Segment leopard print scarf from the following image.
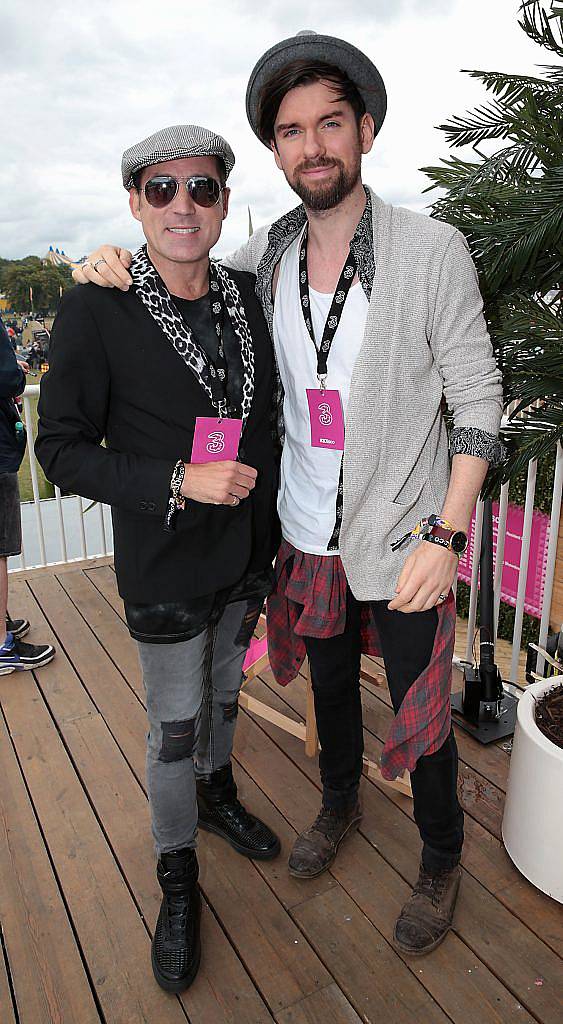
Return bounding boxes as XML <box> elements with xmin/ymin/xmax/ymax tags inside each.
<box><xmin>130</xmin><ymin>245</ymin><xmax>255</xmax><ymax>423</ymax></box>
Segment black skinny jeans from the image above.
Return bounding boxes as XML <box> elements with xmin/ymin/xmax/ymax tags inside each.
<box><xmin>303</xmin><ymin>588</ymin><xmax>464</xmax><ymax>872</ymax></box>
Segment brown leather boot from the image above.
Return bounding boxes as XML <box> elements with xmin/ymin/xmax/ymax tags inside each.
<box><xmin>393</xmin><ymin>861</ymin><xmax>462</xmax><ymax>955</ymax></box>
<box><xmin>288</xmin><ymin>801</ymin><xmax>362</xmax><ymax>878</ymax></box>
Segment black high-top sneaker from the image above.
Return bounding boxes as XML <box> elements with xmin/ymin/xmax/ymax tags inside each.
<box><xmin>197</xmin><ymin>763</ymin><xmax>280</xmax><ymax>860</ymax></box>
<box><xmin>5</xmin><ymin>615</ymin><xmax>30</xmax><ymax>640</ymax></box>
<box><xmin>152</xmin><ymin>847</ymin><xmax>201</xmax><ymax>992</ymax></box>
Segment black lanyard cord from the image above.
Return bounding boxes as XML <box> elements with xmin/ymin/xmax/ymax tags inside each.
<box><xmin>298</xmin><ymin>226</ymin><xmax>357</xmax><ymax>388</ymax></box>
<box><xmin>201</xmin><ymin>261</ymin><xmax>232</xmax><ymax>418</ymax></box>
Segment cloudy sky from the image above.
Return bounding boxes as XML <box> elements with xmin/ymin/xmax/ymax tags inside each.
<box><xmin>1</xmin><ymin>0</ymin><xmax>544</xmax><ymax>261</ymax></box>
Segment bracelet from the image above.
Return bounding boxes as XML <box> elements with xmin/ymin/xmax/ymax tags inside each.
<box><xmin>165</xmin><ymin>460</ymin><xmax>186</xmax><ymax>532</ymax></box>
<box><xmin>390</xmin><ymin>513</ymin><xmax>455</xmax><ymax>553</ymax></box>
<box><xmin>170</xmin><ymin>460</ymin><xmax>186</xmax><ymax>505</ymax></box>
<box><xmin>421</xmin><ymin>532</ymin><xmax>452</xmax><ymax>552</ymax></box>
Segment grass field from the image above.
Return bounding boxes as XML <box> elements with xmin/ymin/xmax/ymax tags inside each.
<box><xmin>19</xmin><ymin>371</ymin><xmax>54</xmax><ymax>502</ymax></box>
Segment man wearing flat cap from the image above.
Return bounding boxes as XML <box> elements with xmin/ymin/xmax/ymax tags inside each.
<box><xmin>36</xmin><ymin>124</ymin><xmax>281</xmax><ymax>992</ymax></box>
<box><xmin>74</xmin><ymin>31</ymin><xmax>504</xmax><ymax>957</ymax></box>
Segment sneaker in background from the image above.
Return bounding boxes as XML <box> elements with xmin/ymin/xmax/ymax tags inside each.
<box><xmin>6</xmin><ymin>615</ymin><xmax>30</xmax><ymax>640</ymax></box>
<box><xmin>0</xmin><ymin>632</ymin><xmax>55</xmax><ymax>675</ymax></box>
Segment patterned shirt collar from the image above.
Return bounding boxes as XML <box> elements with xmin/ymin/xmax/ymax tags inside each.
<box><xmin>350</xmin><ymin>187</ymin><xmax>374</xmax><ymax>301</ymax></box>
<box><xmin>267</xmin><ymin>185</ymin><xmax>374</xmax><ymax>289</ymax></box>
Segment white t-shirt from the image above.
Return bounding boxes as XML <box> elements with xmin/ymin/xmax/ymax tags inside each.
<box><xmin>272</xmin><ymin>230</ymin><xmax>369</xmax><ymax>555</ymax></box>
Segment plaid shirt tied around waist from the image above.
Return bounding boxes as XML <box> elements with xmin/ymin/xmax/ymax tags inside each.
<box><xmin>266</xmin><ymin>539</ymin><xmax>456</xmax><ymax>781</ymax></box>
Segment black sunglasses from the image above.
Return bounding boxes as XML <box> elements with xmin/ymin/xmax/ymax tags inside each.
<box><xmin>142</xmin><ymin>175</ymin><xmax>223</xmax><ymax>209</ymax></box>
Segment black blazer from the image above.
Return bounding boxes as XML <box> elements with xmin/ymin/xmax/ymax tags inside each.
<box><xmin>36</xmin><ymin>269</ymin><xmax>279</xmax><ymax>603</ymax></box>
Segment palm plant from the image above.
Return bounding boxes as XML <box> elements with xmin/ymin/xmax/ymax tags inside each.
<box><xmin>422</xmin><ymin>0</ymin><xmax>563</xmax><ymax>484</ymax></box>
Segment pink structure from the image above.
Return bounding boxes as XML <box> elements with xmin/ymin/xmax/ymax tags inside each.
<box><xmin>457</xmin><ymin>502</ymin><xmax>550</xmax><ymax>619</ymax></box>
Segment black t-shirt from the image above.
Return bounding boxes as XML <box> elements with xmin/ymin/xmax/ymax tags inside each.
<box><xmin>173</xmin><ymin>292</ymin><xmax>244</xmax><ymax>416</ymax></box>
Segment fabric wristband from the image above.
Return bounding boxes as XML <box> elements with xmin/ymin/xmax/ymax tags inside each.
<box><xmin>165</xmin><ymin>460</ymin><xmax>186</xmax><ymax>532</ymax></box>
<box><xmin>390</xmin><ymin>514</ymin><xmax>456</xmax><ymax>552</ymax></box>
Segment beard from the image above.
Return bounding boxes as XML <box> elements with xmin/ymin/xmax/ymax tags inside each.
<box><xmin>288</xmin><ymin>152</ymin><xmax>362</xmax><ymax>211</ymax></box>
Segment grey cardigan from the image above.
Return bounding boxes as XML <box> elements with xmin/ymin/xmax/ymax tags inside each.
<box><xmin>224</xmin><ymin>187</ymin><xmax>503</xmax><ymax>601</ymax></box>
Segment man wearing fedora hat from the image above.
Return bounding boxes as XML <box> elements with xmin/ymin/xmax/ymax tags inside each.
<box><xmin>36</xmin><ymin>124</ymin><xmax>281</xmax><ymax>991</ymax></box>
<box><xmin>73</xmin><ymin>31</ymin><xmax>504</xmax><ymax>957</ymax></box>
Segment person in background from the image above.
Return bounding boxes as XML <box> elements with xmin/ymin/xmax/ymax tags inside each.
<box><xmin>0</xmin><ymin>313</ymin><xmax>55</xmax><ymax>673</ymax></box>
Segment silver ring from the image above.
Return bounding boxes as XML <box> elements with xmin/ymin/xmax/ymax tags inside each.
<box><xmin>82</xmin><ymin>260</ymin><xmax>91</xmax><ymax>269</ymax></box>
<box><xmin>230</xmin><ymin>495</ymin><xmax>240</xmax><ymax>506</ymax></box>
<box><xmin>92</xmin><ymin>258</ymin><xmax>107</xmax><ymax>271</ymax></box>
<box><xmin>438</xmin><ymin>593</ymin><xmax>447</xmax><ymax>603</ymax></box>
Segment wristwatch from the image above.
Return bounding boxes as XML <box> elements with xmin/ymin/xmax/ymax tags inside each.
<box><xmin>423</xmin><ymin>516</ymin><xmax>468</xmax><ymax>557</ymax></box>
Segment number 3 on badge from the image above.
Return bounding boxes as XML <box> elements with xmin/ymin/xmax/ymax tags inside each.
<box><xmin>191</xmin><ymin>416</ymin><xmax>243</xmax><ymax>464</ymax></box>
<box><xmin>306</xmin><ymin>389</ymin><xmax>345</xmax><ymax>451</ymax></box>
<box><xmin>206</xmin><ymin>430</ymin><xmax>225</xmax><ymax>454</ymax></box>
<box><xmin>318</xmin><ymin>402</ymin><xmax>333</xmax><ymax>426</ymax></box>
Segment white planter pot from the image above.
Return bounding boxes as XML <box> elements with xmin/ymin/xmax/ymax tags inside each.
<box><xmin>502</xmin><ymin>679</ymin><xmax>563</xmax><ymax>903</ymax></box>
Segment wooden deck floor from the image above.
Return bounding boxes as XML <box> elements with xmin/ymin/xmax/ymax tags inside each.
<box><xmin>1</xmin><ymin>564</ymin><xmax>561</xmax><ymax>1024</ymax></box>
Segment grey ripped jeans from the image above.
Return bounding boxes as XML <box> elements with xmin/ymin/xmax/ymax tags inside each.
<box><xmin>137</xmin><ymin>598</ymin><xmax>261</xmax><ymax>855</ymax></box>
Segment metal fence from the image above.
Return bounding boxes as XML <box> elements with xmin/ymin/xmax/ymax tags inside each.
<box><xmin>11</xmin><ymin>384</ymin><xmax>111</xmax><ymax>571</ymax></box>
<box><xmin>463</xmin><ymin>443</ymin><xmax>562</xmax><ymax>681</ymax></box>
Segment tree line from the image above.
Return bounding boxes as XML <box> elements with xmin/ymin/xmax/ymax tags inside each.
<box><xmin>0</xmin><ymin>256</ymin><xmax>74</xmax><ymax>314</ymax></box>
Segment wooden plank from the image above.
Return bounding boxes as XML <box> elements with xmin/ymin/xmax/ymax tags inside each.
<box><xmin>1</xmin><ymin>670</ymin><xmax>187</xmax><ymax>1024</ymax></box>
<box><xmin>57</xmin><ymin>568</ymin><xmax>144</xmax><ymax>699</ymax></box>
<box><xmin>233</xmin><ymin>764</ymin><xmax>338</xmax><ymax>912</ymax></box>
<box><xmin>0</xmin><ymin>706</ymin><xmax>99</xmax><ymax>1024</ymax></box>
<box><xmin>0</xmin><ymin>942</ymin><xmax>17</xmax><ymax>1024</ymax></box>
<box><xmin>28</xmin><ymin>573</ymin><xmax>147</xmax><ymax>782</ymax></box>
<box><xmin>200</xmin><ymin>830</ymin><xmax>332</xmax><ymax>1014</ymax></box>
<box><xmin>10</xmin><ymin>577</ymin><xmax>277</xmax><ymax>1024</ymax></box>
<box><xmin>84</xmin><ymin>564</ymin><xmax>125</xmax><ymax>617</ymax></box>
<box><xmin>275</xmin><ymin>984</ymin><xmax>363</xmax><ymax>1023</ymax></box>
<box><xmin>329</xmin><ymin>829</ymin><xmax>542</xmax><ymax>1024</ymax></box>
<box><xmin>237</xmin><ymin>677</ymin><xmax>563</xmax><ymax>1021</ymax></box>
<box><xmin>239</xmin><ymin>691</ymin><xmax>308</xmax><ymax>741</ymax></box>
<box><xmin>9</xmin><ymin>554</ymin><xmax>113</xmax><ymax>581</ymax></box>
<box><xmin>363</xmin><ymin>757</ymin><xmax>412</xmax><ymax>798</ymax></box>
<box><xmin>293</xmin><ymin>887</ymin><xmax>451</xmax><ymax>1024</ymax></box>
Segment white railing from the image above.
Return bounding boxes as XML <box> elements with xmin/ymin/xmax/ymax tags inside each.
<box><xmin>9</xmin><ymin>384</ymin><xmax>113</xmax><ymax>572</ymax></box>
<box><xmin>10</xmin><ymin>386</ymin><xmax>563</xmax><ymax>683</ymax></box>
<box><xmin>463</xmin><ymin>441</ymin><xmax>562</xmax><ymax>683</ymax></box>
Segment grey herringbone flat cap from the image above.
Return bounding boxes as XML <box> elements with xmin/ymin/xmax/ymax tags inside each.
<box><xmin>246</xmin><ymin>30</ymin><xmax>387</xmax><ymax>145</ymax></box>
<box><xmin>121</xmin><ymin>124</ymin><xmax>235</xmax><ymax>189</ymax></box>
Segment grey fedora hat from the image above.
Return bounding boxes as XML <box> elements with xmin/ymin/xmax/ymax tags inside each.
<box><xmin>121</xmin><ymin>124</ymin><xmax>235</xmax><ymax>190</ymax></box>
<box><xmin>246</xmin><ymin>29</ymin><xmax>387</xmax><ymax>145</ymax></box>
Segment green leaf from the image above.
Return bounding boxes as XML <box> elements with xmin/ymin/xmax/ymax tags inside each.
<box><xmin>424</xmin><ymin>1</ymin><xmax>563</xmax><ymax>481</ymax></box>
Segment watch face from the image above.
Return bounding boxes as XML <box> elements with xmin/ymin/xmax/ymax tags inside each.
<box><xmin>451</xmin><ymin>531</ymin><xmax>468</xmax><ymax>555</ymax></box>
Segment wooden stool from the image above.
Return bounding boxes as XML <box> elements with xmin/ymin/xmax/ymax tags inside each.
<box><xmin>238</xmin><ymin>620</ymin><xmax>412</xmax><ymax>799</ymax></box>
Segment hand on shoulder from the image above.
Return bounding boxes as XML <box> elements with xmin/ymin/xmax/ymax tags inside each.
<box><xmin>72</xmin><ymin>246</ymin><xmax>133</xmax><ymax>290</ymax></box>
